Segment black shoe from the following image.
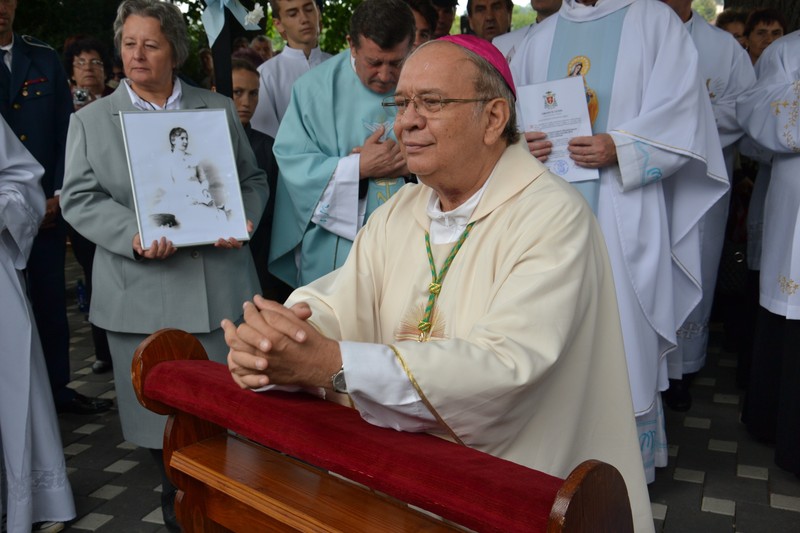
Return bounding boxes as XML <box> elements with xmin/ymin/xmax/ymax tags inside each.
<box><xmin>162</xmin><ymin>488</ymin><xmax>180</xmax><ymax>532</ymax></box>
<box><xmin>91</xmin><ymin>359</ymin><xmax>113</xmax><ymax>374</ymax></box>
<box><xmin>663</xmin><ymin>378</ymin><xmax>692</xmax><ymax>412</ymax></box>
<box><xmin>56</xmin><ymin>392</ymin><xmax>113</xmax><ymax>415</ymax></box>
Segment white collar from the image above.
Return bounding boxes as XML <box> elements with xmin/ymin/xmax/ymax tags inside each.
<box><xmin>124</xmin><ymin>77</ymin><xmax>183</xmax><ymax>110</ymax></box>
<box><xmin>561</xmin><ymin>0</ymin><xmax>637</xmax><ymax>22</ymax></box>
<box><xmin>426</xmin><ymin>175</ymin><xmax>492</xmax><ymax>244</ymax></box>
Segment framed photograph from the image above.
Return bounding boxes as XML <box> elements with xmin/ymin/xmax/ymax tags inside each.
<box><xmin>120</xmin><ymin>109</ymin><xmax>249</xmax><ymax>249</ymax></box>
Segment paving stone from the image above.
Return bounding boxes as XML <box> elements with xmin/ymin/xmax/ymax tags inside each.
<box><xmin>704</xmin><ymin>471</ymin><xmax>769</xmax><ymax>506</ymax></box>
<box><xmin>694</xmin><ymin>377</ymin><xmax>716</xmax><ymax>387</ymax></box>
<box><xmin>70</xmin><ymin>512</ymin><xmax>114</xmax><ymax>531</ymax></box>
<box><xmin>737</xmin><ymin>465</ymin><xmax>769</xmax><ymax>481</ymax></box>
<box><xmin>708</xmin><ymin>439</ymin><xmax>738</xmax><ymax>453</ymax></box>
<box><xmin>736</xmin><ymin>501</ymin><xmax>800</xmax><ymax>533</ymax></box>
<box><xmin>662</xmin><ymin>505</ymin><xmax>734</xmax><ymax>533</ymax></box>
<box><xmin>737</xmin><ymin>439</ymin><xmax>776</xmax><ymax>466</ymax></box>
<box><xmin>651</xmin><ymin>502</ymin><xmax>667</xmax><ymax>521</ymax></box>
<box><xmin>684</xmin><ymin>417</ymin><xmax>712</xmax><ymax>429</ymax></box>
<box><xmin>103</xmin><ymin>459</ymin><xmax>138</xmax><ymax>474</ymax></box>
<box><xmin>91</xmin><ymin>486</ymin><xmax>161</xmax><ymax>519</ymax></box>
<box><xmin>668</xmin><ymin>444</ymin><xmax>679</xmax><ymax>458</ymax></box>
<box><xmin>67</xmin><ymin>444</ymin><xmax>133</xmax><ymax>471</ymax></box>
<box><xmin>648</xmin><ymin>477</ymin><xmax>703</xmax><ymax>509</ymax></box>
<box><xmin>93</xmin><ymin>518</ymin><xmax>163</xmax><ymax>533</ymax></box>
<box><xmin>676</xmin><ymin>444</ymin><xmax>737</xmax><ymax>475</ymax></box>
<box><xmin>90</xmin><ymin>485</ymin><xmax>127</xmax><ymax>500</ymax></box>
<box><xmin>66</xmin><ymin>468</ymin><xmax>119</xmax><ymax>498</ymax></box>
<box><xmin>770</xmin><ymin>494</ymin><xmax>800</xmax><ymax>513</ymax></box>
<box><xmin>702</xmin><ymin>496</ymin><xmax>736</xmax><ymax>516</ymax></box>
<box><xmin>141</xmin><ymin>507</ymin><xmax>164</xmax><ymax>525</ymax></box>
<box><xmin>712</xmin><ymin>393</ymin><xmax>740</xmax><ymax>406</ymax></box>
<box><xmin>770</xmin><ymin>468</ymin><xmax>800</xmax><ymax>498</ymax></box>
<box><xmin>64</xmin><ymin>443</ymin><xmax>91</xmax><ymax>456</ymax></box>
<box><xmin>74</xmin><ymin>424</ymin><xmax>104</xmax><ymax>436</ymax></box>
<box><xmin>673</xmin><ymin>468</ymin><xmax>705</xmax><ymax>484</ymax></box>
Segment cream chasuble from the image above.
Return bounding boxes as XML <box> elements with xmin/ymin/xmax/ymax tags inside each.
<box><xmin>287</xmin><ymin>141</ymin><xmax>654</xmax><ymax>532</ymax></box>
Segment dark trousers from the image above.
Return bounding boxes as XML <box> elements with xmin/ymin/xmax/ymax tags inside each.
<box><xmin>743</xmin><ymin>307</ymin><xmax>800</xmax><ymax>475</ymax></box>
<box><xmin>68</xmin><ymin>225</ymin><xmax>111</xmax><ymax>362</ymax></box>
<box><xmin>26</xmin><ymin>220</ymin><xmax>72</xmax><ymax>405</ymax></box>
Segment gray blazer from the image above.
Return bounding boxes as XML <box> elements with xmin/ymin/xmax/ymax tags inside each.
<box><xmin>61</xmin><ymin>83</ymin><xmax>268</xmax><ymax>334</ymax></box>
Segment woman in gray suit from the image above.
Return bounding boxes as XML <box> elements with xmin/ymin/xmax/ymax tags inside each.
<box><xmin>59</xmin><ymin>1</ymin><xmax>267</xmax><ymax>529</ymax></box>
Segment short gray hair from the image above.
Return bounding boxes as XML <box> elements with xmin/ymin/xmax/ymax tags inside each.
<box><xmin>114</xmin><ymin>0</ymin><xmax>190</xmax><ymax>69</ymax></box>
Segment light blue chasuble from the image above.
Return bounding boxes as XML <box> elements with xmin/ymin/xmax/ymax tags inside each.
<box><xmin>547</xmin><ymin>7</ymin><xmax>628</xmax><ymax>212</ymax></box>
<box><xmin>270</xmin><ymin>51</ymin><xmax>405</xmax><ymax>287</ymax></box>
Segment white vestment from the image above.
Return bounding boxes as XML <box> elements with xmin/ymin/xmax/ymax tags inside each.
<box><xmin>669</xmin><ymin>12</ymin><xmax>755</xmax><ymax>377</ymax></box>
<box><xmin>492</xmin><ymin>22</ymin><xmax>537</xmax><ymax>62</ymax></box>
<box><xmin>251</xmin><ymin>46</ymin><xmax>331</xmax><ymax>137</ymax></box>
<box><xmin>510</xmin><ymin>0</ymin><xmax>727</xmax><ymax>413</ymax></box>
<box><xmin>510</xmin><ymin>0</ymin><xmax>728</xmax><ymax>482</ymax></box>
<box><xmin>737</xmin><ymin>31</ymin><xmax>800</xmax><ymax>319</ymax></box>
<box><xmin>0</xmin><ymin>119</ymin><xmax>75</xmax><ymax>531</ymax></box>
<box><xmin>287</xmin><ymin>141</ymin><xmax>654</xmax><ymax>532</ymax></box>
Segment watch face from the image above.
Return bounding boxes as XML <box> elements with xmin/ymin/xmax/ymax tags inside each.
<box><xmin>333</xmin><ymin>369</ymin><xmax>347</xmax><ymax>393</ymax></box>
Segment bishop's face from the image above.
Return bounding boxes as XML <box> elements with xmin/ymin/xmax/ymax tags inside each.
<box><xmin>393</xmin><ymin>43</ymin><xmax>497</xmax><ymax>206</ymax></box>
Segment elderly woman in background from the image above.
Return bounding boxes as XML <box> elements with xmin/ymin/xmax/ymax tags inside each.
<box><xmin>63</xmin><ymin>37</ymin><xmax>113</xmax><ymax>109</ymax></box>
<box><xmin>63</xmin><ymin>36</ymin><xmax>116</xmax><ymax>375</ymax></box>
<box><xmin>59</xmin><ymin>0</ymin><xmax>267</xmax><ymax>529</ymax></box>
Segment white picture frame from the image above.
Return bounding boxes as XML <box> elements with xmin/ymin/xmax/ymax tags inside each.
<box><xmin>120</xmin><ymin>109</ymin><xmax>249</xmax><ymax>249</ymax></box>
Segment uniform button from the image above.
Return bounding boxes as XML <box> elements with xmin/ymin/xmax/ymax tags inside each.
<box><xmin>191</xmin><ymin>250</ymin><xmax>200</xmax><ymax>259</ymax></box>
<box><xmin>12</xmin><ymin>103</ymin><xmax>20</xmax><ymax>110</ymax></box>
<box><xmin>19</xmin><ymin>134</ymin><xmax>27</xmax><ymax>141</ymax></box>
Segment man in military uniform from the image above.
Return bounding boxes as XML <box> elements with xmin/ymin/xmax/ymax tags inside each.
<box><xmin>0</xmin><ymin>0</ymin><xmax>111</xmax><ymax>414</ymax></box>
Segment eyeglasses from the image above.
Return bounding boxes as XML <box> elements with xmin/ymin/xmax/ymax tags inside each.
<box><xmin>381</xmin><ymin>94</ymin><xmax>495</xmax><ymax>116</ymax></box>
<box><xmin>74</xmin><ymin>58</ymin><xmax>104</xmax><ymax>69</ymax></box>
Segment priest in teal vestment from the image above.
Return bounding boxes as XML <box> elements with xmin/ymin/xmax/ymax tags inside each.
<box><xmin>269</xmin><ymin>0</ymin><xmax>416</xmax><ymax>288</ymax></box>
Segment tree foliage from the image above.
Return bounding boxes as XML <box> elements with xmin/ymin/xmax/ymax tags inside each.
<box><xmin>693</xmin><ymin>0</ymin><xmax>718</xmax><ymax>21</ymax></box>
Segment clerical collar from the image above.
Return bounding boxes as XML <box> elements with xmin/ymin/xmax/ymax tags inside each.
<box><xmin>426</xmin><ymin>175</ymin><xmax>492</xmax><ymax>245</ymax></box>
<box><xmin>124</xmin><ymin>77</ymin><xmax>183</xmax><ymax>110</ymax></box>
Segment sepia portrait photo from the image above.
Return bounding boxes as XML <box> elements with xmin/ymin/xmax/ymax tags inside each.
<box><xmin>120</xmin><ymin>109</ymin><xmax>249</xmax><ymax>249</ymax></box>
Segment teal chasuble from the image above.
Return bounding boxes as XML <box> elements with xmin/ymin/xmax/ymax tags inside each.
<box><xmin>547</xmin><ymin>7</ymin><xmax>627</xmax><ymax>212</ymax></box>
<box><xmin>270</xmin><ymin>51</ymin><xmax>405</xmax><ymax>287</ymax></box>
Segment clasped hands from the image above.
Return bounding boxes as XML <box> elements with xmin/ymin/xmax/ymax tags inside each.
<box><xmin>222</xmin><ymin>295</ymin><xmax>342</xmax><ymax>391</ymax></box>
<box><xmin>525</xmin><ymin>131</ymin><xmax>617</xmax><ymax>168</ymax></box>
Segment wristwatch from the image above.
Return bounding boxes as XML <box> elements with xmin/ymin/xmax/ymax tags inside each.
<box><xmin>331</xmin><ymin>366</ymin><xmax>347</xmax><ymax>394</ymax></box>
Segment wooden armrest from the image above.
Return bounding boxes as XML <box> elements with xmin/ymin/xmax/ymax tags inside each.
<box><xmin>132</xmin><ymin>328</ymin><xmax>634</xmax><ymax>533</ymax></box>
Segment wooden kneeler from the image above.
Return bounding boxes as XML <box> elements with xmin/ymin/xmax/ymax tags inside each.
<box><xmin>132</xmin><ymin>328</ymin><xmax>634</xmax><ymax>533</ymax></box>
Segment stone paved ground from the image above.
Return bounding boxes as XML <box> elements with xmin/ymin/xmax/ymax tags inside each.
<box><xmin>57</xmin><ymin>248</ymin><xmax>800</xmax><ymax>532</ymax></box>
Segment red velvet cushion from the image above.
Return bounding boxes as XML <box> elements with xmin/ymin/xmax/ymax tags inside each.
<box><xmin>145</xmin><ymin>360</ymin><xmax>563</xmax><ymax>532</ymax></box>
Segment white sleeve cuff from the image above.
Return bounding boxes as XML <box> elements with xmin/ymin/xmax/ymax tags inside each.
<box><xmin>340</xmin><ymin>341</ymin><xmax>438</xmax><ymax>432</ymax></box>
<box><xmin>311</xmin><ymin>154</ymin><xmax>362</xmax><ymax>241</ymax></box>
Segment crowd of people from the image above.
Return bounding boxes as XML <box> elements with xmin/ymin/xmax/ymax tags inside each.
<box><xmin>1</xmin><ymin>0</ymin><xmax>798</xmax><ymax>532</ymax></box>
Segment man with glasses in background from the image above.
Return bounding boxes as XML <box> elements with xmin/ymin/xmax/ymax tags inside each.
<box><xmin>269</xmin><ymin>0</ymin><xmax>414</xmax><ymax>288</ymax></box>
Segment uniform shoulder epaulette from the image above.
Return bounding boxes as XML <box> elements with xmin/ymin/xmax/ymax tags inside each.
<box><xmin>21</xmin><ymin>35</ymin><xmax>54</xmax><ymax>49</ymax></box>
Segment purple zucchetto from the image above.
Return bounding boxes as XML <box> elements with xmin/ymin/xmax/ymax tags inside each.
<box><xmin>438</xmin><ymin>34</ymin><xmax>517</xmax><ymax>99</ymax></box>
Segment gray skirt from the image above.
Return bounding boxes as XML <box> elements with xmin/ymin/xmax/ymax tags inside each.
<box><xmin>106</xmin><ymin>329</ymin><xmax>229</xmax><ymax>449</ymax></box>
